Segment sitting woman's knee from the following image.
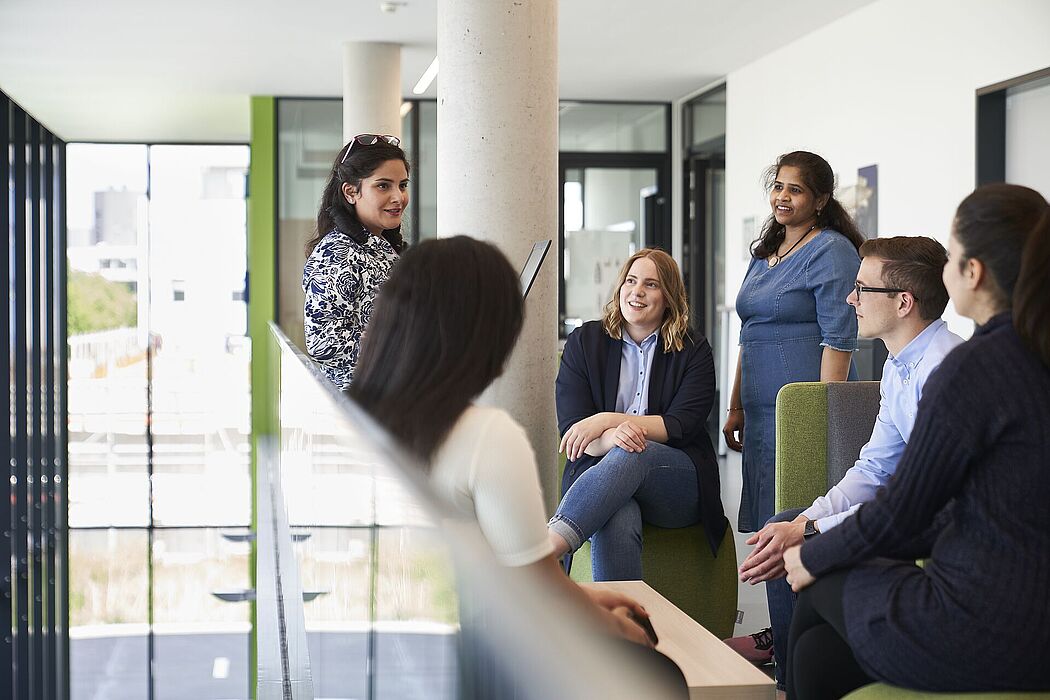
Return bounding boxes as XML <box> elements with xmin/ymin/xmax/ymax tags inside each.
<box><xmin>601</xmin><ymin>445</ymin><xmax>650</xmax><ymax>467</ymax></box>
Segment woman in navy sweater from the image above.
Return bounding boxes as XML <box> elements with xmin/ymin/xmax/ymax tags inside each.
<box><xmin>548</xmin><ymin>249</ymin><xmax>727</xmax><ymax>580</ymax></box>
<box><xmin>782</xmin><ymin>184</ymin><xmax>1050</xmax><ymax>698</ymax></box>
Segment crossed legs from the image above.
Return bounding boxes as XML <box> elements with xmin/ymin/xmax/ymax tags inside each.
<box><xmin>548</xmin><ymin>443</ymin><xmax>700</xmax><ymax>580</ymax></box>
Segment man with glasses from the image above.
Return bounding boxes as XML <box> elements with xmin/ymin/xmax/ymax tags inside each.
<box><xmin>725</xmin><ymin>236</ymin><xmax>964</xmax><ymax>694</ymax></box>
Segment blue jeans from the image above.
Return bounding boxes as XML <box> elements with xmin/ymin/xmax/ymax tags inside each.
<box><xmin>549</xmin><ymin>442</ymin><xmax>700</xmax><ymax>581</ymax></box>
<box><xmin>765</xmin><ymin>506</ymin><xmax>806</xmax><ymax>690</ymax></box>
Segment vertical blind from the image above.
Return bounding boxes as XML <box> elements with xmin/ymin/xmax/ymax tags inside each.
<box><xmin>2</xmin><ymin>89</ymin><xmax>68</xmax><ymax>700</ymax></box>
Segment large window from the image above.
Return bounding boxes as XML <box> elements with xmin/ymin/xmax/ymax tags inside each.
<box><xmin>66</xmin><ymin>143</ymin><xmax>251</xmax><ymax>699</ymax></box>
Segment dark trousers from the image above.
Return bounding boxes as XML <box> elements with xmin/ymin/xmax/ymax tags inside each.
<box><xmin>786</xmin><ymin>569</ymin><xmax>873</xmax><ymax>700</ymax></box>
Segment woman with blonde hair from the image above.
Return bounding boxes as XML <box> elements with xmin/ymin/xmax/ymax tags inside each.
<box><xmin>549</xmin><ymin>248</ymin><xmax>726</xmax><ymax>580</ymax></box>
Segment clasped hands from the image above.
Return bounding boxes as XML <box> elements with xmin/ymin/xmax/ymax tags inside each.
<box><xmin>739</xmin><ymin>518</ymin><xmax>816</xmax><ymax>591</ymax></box>
<box><xmin>560</xmin><ymin>412</ymin><xmax>648</xmax><ymax>461</ymax></box>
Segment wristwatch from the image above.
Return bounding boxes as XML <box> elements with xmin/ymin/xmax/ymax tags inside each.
<box><xmin>802</xmin><ymin>519</ymin><xmax>820</xmax><ymax>539</ymax></box>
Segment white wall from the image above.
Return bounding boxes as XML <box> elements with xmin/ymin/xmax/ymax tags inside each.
<box><xmin>723</xmin><ymin>0</ymin><xmax>1050</xmax><ymax>339</ymax></box>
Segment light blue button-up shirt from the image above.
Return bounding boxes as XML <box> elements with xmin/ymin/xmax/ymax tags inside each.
<box><xmin>615</xmin><ymin>331</ymin><xmax>659</xmax><ymax>416</ymax></box>
<box><xmin>801</xmin><ymin>319</ymin><xmax>965</xmax><ymax>532</ymax></box>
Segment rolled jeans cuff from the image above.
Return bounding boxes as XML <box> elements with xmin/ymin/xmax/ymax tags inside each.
<box><xmin>548</xmin><ymin>514</ymin><xmax>584</xmax><ymax>553</ymax></box>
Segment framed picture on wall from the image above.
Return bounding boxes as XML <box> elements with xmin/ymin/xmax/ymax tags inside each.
<box><xmin>741</xmin><ymin>216</ymin><xmax>757</xmax><ymax>261</ymax></box>
<box><xmin>838</xmin><ymin>164</ymin><xmax>878</xmax><ymax>239</ymax></box>
<box><xmin>855</xmin><ymin>164</ymin><xmax>878</xmax><ymax>239</ymax></box>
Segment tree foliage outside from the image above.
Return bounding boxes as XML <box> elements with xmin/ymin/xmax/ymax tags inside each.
<box><xmin>68</xmin><ymin>270</ymin><xmax>137</xmax><ymax>335</ymax></box>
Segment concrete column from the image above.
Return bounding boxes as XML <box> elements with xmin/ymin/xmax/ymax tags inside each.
<box><xmin>437</xmin><ymin>0</ymin><xmax>560</xmax><ymax>513</ymax></box>
<box><xmin>342</xmin><ymin>42</ymin><xmax>402</xmax><ymax>142</ymax></box>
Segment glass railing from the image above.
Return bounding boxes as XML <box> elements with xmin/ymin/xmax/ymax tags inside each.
<box><xmin>256</xmin><ymin>322</ymin><xmax>681</xmax><ymax>700</ymax></box>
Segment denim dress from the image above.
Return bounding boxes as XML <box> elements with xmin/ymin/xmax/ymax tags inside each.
<box><xmin>735</xmin><ymin>230</ymin><xmax>860</xmax><ymax>531</ymax></box>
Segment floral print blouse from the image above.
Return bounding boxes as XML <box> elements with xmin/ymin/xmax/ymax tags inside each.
<box><xmin>302</xmin><ymin>229</ymin><xmax>399</xmax><ymax>389</ymax></box>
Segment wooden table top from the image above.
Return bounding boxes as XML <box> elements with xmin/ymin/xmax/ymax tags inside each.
<box><xmin>588</xmin><ymin>581</ymin><xmax>776</xmax><ymax>700</ymax></box>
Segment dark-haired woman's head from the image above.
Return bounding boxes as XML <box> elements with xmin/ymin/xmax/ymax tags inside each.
<box><xmin>349</xmin><ymin>236</ymin><xmax>525</xmax><ymax>461</ymax></box>
<box><xmin>753</xmin><ymin>151</ymin><xmax>866</xmax><ymax>258</ymax></box>
<box><xmin>945</xmin><ymin>184</ymin><xmax>1050</xmax><ymax>364</ymax></box>
<box><xmin>307</xmin><ymin>135</ymin><xmax>411</xmax><ymax>255</ymax></box>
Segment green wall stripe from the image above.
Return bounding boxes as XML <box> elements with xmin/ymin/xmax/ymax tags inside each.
<box><xmin>247</xmin><ymin>94</ymin><xmax>276</xmax><ymax>700</ymax></box>
<box><xmin>249</xmin><ymin>95</ymin><xmax>277</xmax><ymax>438</ymax></box>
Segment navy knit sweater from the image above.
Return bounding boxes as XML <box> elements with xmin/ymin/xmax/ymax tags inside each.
<box><xmin>801</xmin><ymin>313</ymin><xmax>1050</xmax><ymax>692</ymax></box>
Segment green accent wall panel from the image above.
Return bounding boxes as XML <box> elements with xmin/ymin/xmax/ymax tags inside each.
<box><xmin>247</xmin><ymin>94</ymin><xmax>276</xmax><ymax>700</ymax></box>
<box><xmin>249</xmin><ymin>95</ymin><xmax>277</xmax><ymax>438</ymax></box>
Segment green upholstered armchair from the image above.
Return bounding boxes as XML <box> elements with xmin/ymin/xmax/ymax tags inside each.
<box><xmin>776</xmin><ymin>382</ymin><xmax>1048</xmax><ymax>700</ymax></box>
<box><xmin>774</xmin><ymin>381</ymin><xmax>881</xmax><ymax>513</ymax></box>
<box><xmin>558</xmin><ymin>456</ymin><xmax>739</xmax><ymax>640</ymax></box>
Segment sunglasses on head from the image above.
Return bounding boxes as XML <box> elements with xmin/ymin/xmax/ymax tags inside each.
<box><xmin>340</xmin><ymin>134</ymin><xmax>401</xmax><ymax>163</ymax></box>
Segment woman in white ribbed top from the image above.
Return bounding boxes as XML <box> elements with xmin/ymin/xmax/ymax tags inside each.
<box><xmin>348</xmin><ymin>235</ymin><xmax>656</xmax><ymax>647</ymax></box>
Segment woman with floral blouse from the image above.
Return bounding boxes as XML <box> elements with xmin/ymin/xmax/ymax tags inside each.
<box><xmin>302</xmin><ymin>134</ymin><xmax>410</xmax><ymax>388</ymax></box>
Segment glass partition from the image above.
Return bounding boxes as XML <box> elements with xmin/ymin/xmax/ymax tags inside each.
<box><xmin>559</xmin><ymin>102</ymin><xmax>668</xmax><ymax>152</ymax></box>
<box><xmin>684</xmin><ymin>86</ymin><xmax>726</xmax><ymax>152</ymax></box>
<box><xmin>1005</xmin><ymin>72</ymin><xmax>1050</xmax><ymax>198</ymax></box>
<box><xmin>257</xmin><ymin>323</ymin><xmax>681</xmax><ymax>700</ymax></box>
<box><xmin>273</xmin><ymin>98</ymin><xmax>670</xmax><ymax>346</ymax></box>
<box><xmin>416</xmin><ymin>101</ymin><xmax>438</xmax><ymax>241</ymax></box>
<box><xmin>682</xmin><ymin>85</ymin><xmax>728</xmax><ymax>447</ymax></box>
<box><xmin>270</xmin><ymin>322</ymin><xmax>457</xmax><ymax>698</ymax></box>
<box><xmin>562</xmin><ymin>166</ymin><xmax>658</xmax><ymax>334</ymax></box>
<box><xmin>276</xmin><ymin>99</ymin><xmax>343</xmax><ymax>351</ymax></box>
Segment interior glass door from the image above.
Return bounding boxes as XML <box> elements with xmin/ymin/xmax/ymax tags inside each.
<box><xmin>560</xmin><ymin>166</ymin><xmax>659</xmax><ymax>336</ymax></box>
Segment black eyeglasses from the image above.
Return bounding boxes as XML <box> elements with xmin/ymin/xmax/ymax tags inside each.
<box><xmin>854</xmin><ymin>282</ymin><xmax>917</xmax><ymax>300</ymax></box>
<box><xmin>340</xmin><ymin>134</ymin><xmax>401</xmax><ymax>163</ymax></box>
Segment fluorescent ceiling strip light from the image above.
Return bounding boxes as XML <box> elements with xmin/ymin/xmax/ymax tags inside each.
<box><xmin>412</xmin><ymin>57</ymin><xmax>439</xmax><ymax>95</ymax></box>
<box><xmin>399</xmin><ymin>102</ymin><xmax>413</xmax><ymax>118</ymax></box>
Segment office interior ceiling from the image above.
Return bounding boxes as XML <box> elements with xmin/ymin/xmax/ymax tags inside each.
<box><xmin>0</xmin><ymin>0</ymin><xmax>874</xmax><ymax>142</ymax></box>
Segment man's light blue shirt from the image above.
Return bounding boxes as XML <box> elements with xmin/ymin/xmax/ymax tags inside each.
<box><xmin>615</xmin><ymin>331</ymin><xmax>659</xmax><ymax>416</ymax></box>
<box><xmin>801</xmin><ymin>319</ymin><xmax>965</xmax><ymax>532</ymax></box>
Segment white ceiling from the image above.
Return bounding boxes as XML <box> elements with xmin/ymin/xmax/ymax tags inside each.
<box><xmin>0</xmin><ymin>0</ymin><xmax>874</xmax><ymax>142</ymax></box>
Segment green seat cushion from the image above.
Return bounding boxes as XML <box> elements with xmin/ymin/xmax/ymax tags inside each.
<box><xmin>568</xmin><ymin>523</ymin><xmax>738</xmax><ymax>640</ymax></box>
<box><xmin>844</xmin><ymin>684</ymin><xmax>1050</xmax><ymax>699</ymax></box>
<box><xmin>556</xmin><ymin>450</ymin><xmax>738</xmax><ymax>639</ymax></box>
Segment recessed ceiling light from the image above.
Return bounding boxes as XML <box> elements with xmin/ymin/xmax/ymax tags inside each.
<box><xmin>412</xmin><ymin>57</ymin><xmax>439</xmax><ymax>95</ymax></box>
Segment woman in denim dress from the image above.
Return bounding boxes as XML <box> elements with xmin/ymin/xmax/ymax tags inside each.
<box><xmin>724</xmin><ymin>151</ymin><xmax>864</xmax><ymax>535</ymax></box>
